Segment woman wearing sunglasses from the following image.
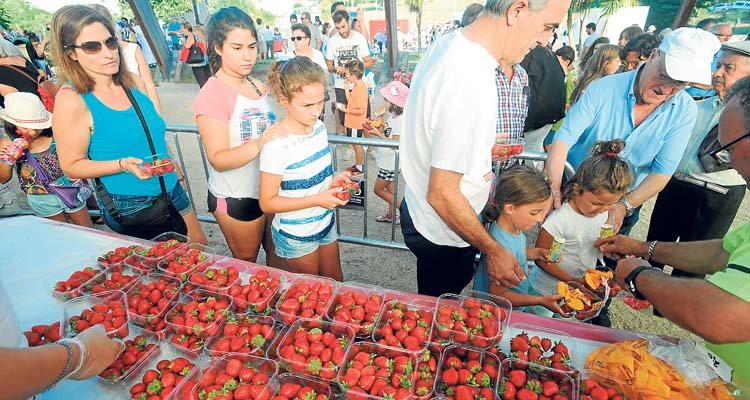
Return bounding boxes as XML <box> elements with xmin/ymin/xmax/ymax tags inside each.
<box><xmin>290</xmin><ymin>23</ymin><xmax>328</xmax><ymax>73</ymax></box>
<box><xmin>49</xmin><ymin>5</ymin><xmax>207</xmax><ymax>244</ymax></box>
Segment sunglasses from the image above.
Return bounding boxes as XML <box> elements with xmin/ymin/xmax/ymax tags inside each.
<box><xmin>290</xmin><ymin>36</ymin><xmax>309</xmax><ymax>42</ymax></box>
<box><xmin>64</xmin><ymin>36</ymin><xmax>118</xmax><ymax>54</ymax></box>
<box><xmin>707</xmin><ymin>131</ymin><xmax>750</xmax><ymax>165</ymax></box>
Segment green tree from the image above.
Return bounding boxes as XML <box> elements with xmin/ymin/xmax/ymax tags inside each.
<box><xmin>4</xmin><ymin>0</ymin><xmax>51</xmax><ymax>33</ymax></box>
<box><xmin>118</xmin><ymin>0</ymin><xmax>193</xmax><ymax>20</ymax></box>
<box><xmin>596</xmin><ymin>0</ymin><xmax>638</xmax><ymax>34</ymax></box>
<box><xmin>642</xmin><ymin>0</ymin><xmax>715</xmax><ymax>31</ymax></box>
<box><xmin>405</xmin><ymin>0</ymin><xmax>425</xmax><ymax>53</ymax></box>
<box><xmin>207</xmin><ymin>0</ymin><xmax>275</xmax><ymax>25</ymax></box>
<box><xmin>0</xmin><ymin>3</ymin><xmax>11</xmax><ymax>30</ymax></box>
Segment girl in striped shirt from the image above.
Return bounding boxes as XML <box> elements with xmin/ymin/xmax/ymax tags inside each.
<box><xmin>259</xmin><ymin>56</ymin><xmax>353</xmax><ymax>280</ymax></box>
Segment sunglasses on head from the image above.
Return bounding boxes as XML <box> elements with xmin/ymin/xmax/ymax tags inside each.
<box><xmin>64</xmin><ymin>36</ymin><xmax>118</xmax><ymax>54</ymax></box>
<box><xmin>290</xmin><ymin>36</ymin><xmax>308</xmax><ymax>42</ymax></box>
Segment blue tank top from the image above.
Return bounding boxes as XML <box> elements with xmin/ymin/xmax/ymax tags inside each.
<box><xmin>82</xmin><ymin>88</ymin><xmax>177</xmax><ymax>196</ymax></box>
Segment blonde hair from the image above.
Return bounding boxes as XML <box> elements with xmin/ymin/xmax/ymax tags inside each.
<box><xmin>51</xmin><ymin>5</ymin><xmax>134</xmax><ymax>94</ymax></box>
<box><xmin>571</xmin><ymin>44</ymin><xmax>621</xmax><ymax>104</ymax></box>
<box><xmin>267</xmin><ymin>56</ymin><xmax>326</xmax><ymax>101</ymax></box>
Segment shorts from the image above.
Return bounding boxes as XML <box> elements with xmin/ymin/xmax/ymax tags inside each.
<box><xmin>272</xmin><ymin>218</ymin><xmax>338</xmax><ymax>259</ymax></box>
<box><xmin>207</xmin><ymin>192</ymin><xmax>264</xmax><ymax>222</ymax></box>
<box><xmin>27</xmin><ymin>193</ymin><xmax>87</xmax><ymax>218</ymax></box>
<box><xmin>346</xmin><ymin>128</ymin><xmax>364</xmax><ymax>138</ymax></box>
<box><xmin>335</xmin><ymin>88</ymin><xmax>347</xmax><ymax>125</ymax></box>
<box><xmin>377</xmin><ymin>168</ymin><xmax>395</xmax><ymax>182</ymax></box>
<box><xmin>98</xmin><ymin>183</ymin><xmax>193</xmax><ymax>231</ymax></box>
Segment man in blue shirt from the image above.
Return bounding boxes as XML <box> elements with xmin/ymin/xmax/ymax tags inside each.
<box><xmin>546</xmin><ymin>28</ymin><xmax>721</xmax><ymax>235</ymax></box>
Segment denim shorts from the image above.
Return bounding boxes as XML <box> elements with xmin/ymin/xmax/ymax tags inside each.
<box><xmin>27</xmin><ymin>193</ymin><xmax>87</xmax><ymax>218</ymax></box>
<box><xmin>98</xmin><ymin>183</ymin><xmax>193</xmax><ymax>232</ymax></box>
<box><xmin>272</xmin><ymin>220</ymin><xmax>338</xmax><ymax>259</ymax></box>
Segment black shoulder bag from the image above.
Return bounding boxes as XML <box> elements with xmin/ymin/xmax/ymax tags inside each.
<box><xmin>94</xmin><ymin>87</ymin><xmax>187</xmax><ymax>239</ymax></box>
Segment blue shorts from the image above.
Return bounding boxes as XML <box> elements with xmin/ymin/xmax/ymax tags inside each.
<box><xmin>98</xmin><ymin>183</ymin><xmax>193</xmax><ymax>232</ymax></box>
<box><xmin>272</xmin><ymin>219</ymin><xmax>338</xmax><ymax>259</ymax></box>
<box><xmin>27</xmin><ymin>193</ymin><xmax>87</xmax><ymax>218</ymax></box>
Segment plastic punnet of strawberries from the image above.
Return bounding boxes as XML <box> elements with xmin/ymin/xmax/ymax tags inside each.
<box><xmin>191</xmin><ymin>355</ymin><xmax>277</xmax><ymax>400</ymax></box>
<box><xmin>507</xmin><ymin>332</ymin><xmax>576</xmax><ymax>376</ymax></box>
<box><xmin>327</xmin><ymin>285</ymin><xmax>384</xmax><ymax>337</ymax></box>
<box><xmin>99</xmin><ymin>334</ymin><xmax>158</xmax><ymax>383</ymax></box>
<box><xmin>413</xmin><ymin>347</ymin><xmax>440</xmax><ymax>399</ymax></box>
<box><xmin>98</xmin><ymin>245</ymin><xmax>144</xmax><ymax>267</ymax></box>
<box><xmin>184</xmin><ymin>264</ymin><xmax>240</xmax><ymax>294</ymax></box>
<box><xmin>275</xmin><ymin>320</ymin><xmax>354</xmax><ymax>381</ymax></box>
<box><xmin>66</xmin><ymin>293</ymin><xmax>129</xmax><ymax>339</ymax></box>
<box><xmin>52</xmin><ymin>267</ymin><xmax>100</xmax><ymax>299</ymax></box>
<box><xmin>498</xmin><ymin>357</ymin><xmax>577</xmax><ymax>400</ymax></box>
<box><xmin>166</xmin><ymin>291</ymin><xmax>232</xmax><ymax>340</ymax></box>
<box><xmin>206</xmin><ymin>315</ymin><xmax>279</xmax><ymax>357</ymax></box>
<box><xmin>337</xmin><ymin>342</ymin><xmax>419</xmax><ymax>400</ymax></box>
<box><xmin>272</xmin><ymin>373</ymin><xmax>332</xmax><ymax>400</ymax></box>
<box><xmin>158</xmin><ymin>245</ymin><xmax>214</xmax><ymax>282</ymax></box>
<box><xmin>433</xmin><ymin>295</ymin><xmax>506</xmax><ymax>348</ymax></box>
<box><xmin>373</xmin><ymin>300</ymin><xmax>434</xmax><ymax>352</ymax></box>
<box><xmin>23</xmin><ymin>321</ymin><xmax>61</xmax><ymax>347</ymax></box>
<box><xmin>128</xmin><ymin>356</ymin><xmax>197</xmax><ymax>400</ymax></box>
<box><xmin>275</xmin><ymin>277</ymin><xmax>336</xmax><ymax>324</ymax></box>
<box><xmin>131</xmin><ymin>239</ymin><xmax>187</xmax><ymax>271</ymax></box>
<box><xmin>435</xmin><ymin>345</ymin><xmax>501</xmax><ymax>400</ymax></box>
<box><xmin>229</xmin><ymin>269</ymin><xmax>283</xmax><ymax>316</ymax></box>
<box><xmin>81</xmin><ymin>267</ymin><xmax>141</xmax><ymax>295</ymax></box>
<box><xmin>126</xmin><ymin>273</ymin><xmax>182</xmax><ymax>328</ymax></box>
<box><xmin>578</xmin><ymin>376</ymin><xmax>626</xmax><ymax>400</ymax></box>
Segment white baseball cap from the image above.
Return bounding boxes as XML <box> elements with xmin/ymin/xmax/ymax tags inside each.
<box><xmin>0</xmin><ymin>92</ymin><xmax>52</xmax><ymax>130</ymax></box>
<box><xmin>658</xmin><ymin>27</ymin><xmax>721</xmax><ymax>86</ymax></box>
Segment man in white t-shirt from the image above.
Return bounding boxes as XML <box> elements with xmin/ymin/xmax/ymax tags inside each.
<box><xmin>399</xmin><ymin>0</ymin><xmax>570</xmax><ymax>296</ymax></box>
<box><xmin>325</xmin><ymin>10</ymin><xmax>373</xmax><ymax>134</ymax></box>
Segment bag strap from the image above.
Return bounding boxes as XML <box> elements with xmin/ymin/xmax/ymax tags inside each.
<box><xmin>122</xmin><ymin>86</ymin><xmax>169</xmax><ymax>198</ymax></box>
<box><xmin>23</xmin><ymin>150</ymin><xmax>52</xmax><ymax>188</ymax></box>
<box><xmin>7</xmin><ymin>65</ymin><xmax>41</xmax><ymax>85</ymax></box>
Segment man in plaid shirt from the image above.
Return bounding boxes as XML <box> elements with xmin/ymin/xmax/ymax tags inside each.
<box><xmin>495</xmin><ymin>64</ymin><xmax>530</xmax><ymax>170</ymax></box>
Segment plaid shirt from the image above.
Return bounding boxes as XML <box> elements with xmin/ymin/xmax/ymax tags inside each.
<box><xmin>496</xmin><ymin>64</ymin><xmax>529</xmax><ymax>169</ymax></box>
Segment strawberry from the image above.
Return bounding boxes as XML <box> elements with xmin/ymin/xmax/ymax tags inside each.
<box><xmin>589</xmin><ymin>386</ymin><xmax>608</xmax><ymax>400</ymax></box>
<box><xmin>499</xmin><ymin>381</ymin><xmax>517</xmax><ymax>400</ymax></box>
<box><xmin>442</xmin><ymin>368</ymin><xmax>459</xmax><ymax>385</ymax></box>
<box><xmin>542</xmin><ymin>381</ymin><xmax>559</xmax><ymax>396</ymax></box>
<box><xmin>552</xmin><ymin>342</ymin><xmax>569</xmax><ymax>358</ymax></box>
<box><xmin>540</xmin><ymin>338</ymin><xmax>552</xmax><ymax>352</ymax></box>
<box><xmin>508</xmin><ymin>369</ymin><xmax>526</xmax><ymax>388</ymax></box>
<box><xmin>517</xmin><ymin>388</ymin><xmax>539</xmax><ymax>400</ymax></box>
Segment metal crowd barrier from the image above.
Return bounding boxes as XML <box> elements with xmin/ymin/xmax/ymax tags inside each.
<box><xmin>162</xmin><ymin>124</ymin><xmax>575</xmax><ymax>252</ymax></box>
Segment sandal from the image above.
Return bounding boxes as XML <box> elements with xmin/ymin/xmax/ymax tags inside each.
<box><xmin>376</xmin><ymin>214</ymin><xmax>393</xmax><ymax>223</ymax></box>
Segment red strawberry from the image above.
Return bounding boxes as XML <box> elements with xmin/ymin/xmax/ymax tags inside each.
<box><xmin>542</xmin><ymin>381</ymin><xmax>558</xmax><ymax>396</ymax></box>
<box><xmin>517</xmin><ymin>388</ymin><xmax>539</xmax><ymax>400</ymax></box>
<box><xmin>441</xmin><ymin>368</ymin><xmax>459</xmax><ymax>386</ymax></box>
<box><xmin>499</xmin><ymin>381</ymin><xmax>517</xmax><ymax>400</ymax></box>
<box><xmin>508</xmin><ymin>370</ymin><xmax>526</xmax><ymax>389</ymax></box>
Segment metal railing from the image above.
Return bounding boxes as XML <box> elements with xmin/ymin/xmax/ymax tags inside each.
<box><xmin>163</xmin><ymin>124</ymin><xmax>575</xmax><ymax>252</ymax></box>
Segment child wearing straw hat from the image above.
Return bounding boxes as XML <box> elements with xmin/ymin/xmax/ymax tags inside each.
<box><xmin>365</xmin><ymin>80</ymin><xmax>409</xmax><ymax>224</ymax></box>
<box><xmin>0</xmin><ymin>92</ymin><xmax>92</xmax><ymax>226</ymax></box>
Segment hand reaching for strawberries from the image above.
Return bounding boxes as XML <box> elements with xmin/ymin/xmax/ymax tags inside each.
<box><xmin>119</xmin><ymin>157</ymin><xmax>152</xmax><ymax>179</ymax></box>
<box><xmin>539</xmin><ymin>294</ymin><xmax>570</xmax><ymax>317</ymax></box>
<box><xmin>68</xmin><ymin>324</ymin><xmax>126</xmax><ymax>380</ymax></box>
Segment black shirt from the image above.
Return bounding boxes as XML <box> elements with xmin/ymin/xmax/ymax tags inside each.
<box><xmin>0</xmin><ymin>64</ymin><xmax>40</xmax><ymax>108</ymax></box>
<box><xmin>520</xmin><ymin>45</ymin><xmax>566</xmax><ymax>132</ymax></box>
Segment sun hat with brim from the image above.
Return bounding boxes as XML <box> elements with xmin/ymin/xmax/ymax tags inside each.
<box><xmin>659</xmin><ymin>27</ymin><xmax>721</xmax><ymax>86</ymax></box>
<box><xmin>722</xmin><ymin>41</ymin><xmax>750</xmax><ymax>58</ymax></box>
<box><xmin>379</xmin><ymin>80</ymin><xmax>409</xmax><ymax>109</ymax></box>
<box><xmin>0</xmin><ymin>92</ymin><xmax>52</xmax><ymax>130</ymax></box>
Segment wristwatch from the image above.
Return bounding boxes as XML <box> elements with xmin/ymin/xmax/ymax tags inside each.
<box><xmin>624</xmin><ymin>265</ymin><xmax>659</xmax><ymax>300</ymax></box>
<box><xmin>619</xmin><ymin>197</ymin><xmax>635</xmax><ymax>217</ymax></box>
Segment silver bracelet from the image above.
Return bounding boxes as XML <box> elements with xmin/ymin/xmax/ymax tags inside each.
<box><xmin>42</xmin><ymin>340</ymin><xmax>75</xmax><ymax>392</ymax></box>
<box><xmin>646</xmin><ymin>240</ymin><xmax>658</xmax><ymax>261</ymax></box>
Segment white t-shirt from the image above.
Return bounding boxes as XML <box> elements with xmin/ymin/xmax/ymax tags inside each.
<box><xmin>529</xmin><ymin>203</ymin><xmax>608</xmax><ymax>296</ymax></box>
<box><xmin>263</xmin><ymin>28</ymin><xmax>274</xmax><ymax>42</ymax></box>
<box><xmin>297</xmin><ymin>48</ymin><xmax>328</xmax><ymax>74</ymax></box>
<box><xmin>376</xmin><ymin>112</ymin><xmax>404</xmax><ymax>171</ymax></box>
<box><xmin>260</xmin><ymin>121</ymin><xmax>334</xmax><ymax>240</ymax></box>
<box><xmin>325</xmin><ymin>30</ymin><xmax>370</xmax><ymax>89</ymax></box>
<box><xmin>192</xmin><ymin>76</ymin><xmax>276</xmax><ymax>199</ymax></box>
<box><xmin>400</xmin><ymin>30</ymin><xmax>499</xmax><ymax>247</ymax></box>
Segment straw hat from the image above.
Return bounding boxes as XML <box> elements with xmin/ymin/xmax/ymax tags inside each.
<box><xmin>0</xmin><ymin>92</ymin><xmax>52</xmax><ymax>130</ymax></box>
<box><xmin>379</xmin><ymin>80</ymin><xmax>409</xmax><ymax>109</ymax></box>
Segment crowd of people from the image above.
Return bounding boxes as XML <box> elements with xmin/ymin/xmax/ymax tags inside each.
<box><xmin>1</xmin><ymin>0</ymin><xmax>750</xmax><ymax>397</ymax></box>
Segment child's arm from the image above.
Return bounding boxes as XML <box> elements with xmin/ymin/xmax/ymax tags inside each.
<box><xmin>0</xmin><ymin>138</ymin><xmax>14</xmax><ymax>184</ymax></box>
<box><xmin>535</xmin><ymin>228</ymin><xmax>586</xmax><ymax>284</ymax></box>
<box><xmin>258</xmin><ymin>172</ymin><xmax>347</xmax><ymax>214</ymax></box>
<box><xmin>489</xmin><ymin>282</ymin><xmax>569</xmax><ymax>316</ymax></box>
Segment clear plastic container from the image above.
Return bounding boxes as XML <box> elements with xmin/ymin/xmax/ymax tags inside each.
<box><xmin>434</xmin><ymin>344</ymin><xmax>502</xmax><ymax>398</ymax></box>
<box><xmin>203</xmin><ymin>314</ymin><xmax>281</xmax><ymax>358</ymax></box>
<box><xmin>62</xmin><ymin>290</ymin><xmax>130</xmax><ymax>339</ymax></box>
<box><xmin>492</xmin><ymin>137</ymin><xmax>526</xmax><ymax>159</ymax></box>
<box><xmin>140</xmin><ymin>152</ymin><xmax>177</xmax><ymax>176</ymax></box>
<box><xmin>556</xmin><ymin>281</ymin><xmax>610</xmax><ymax>322</ymax></box>
<box><xmin>501</xmin><ymin>323</ymin><xmax>580</xmax><ymax>384</ymax></box>
<box><xmin>229</xmin><ymin>263</ymin><xmax>286</xmax><ymax>317</ymax></box>
<box><xmin>125</xmin><ymin>272</ymin><xmax>183</xmax><ymax>327</ymax></box>
<box><xmin>130</xmin><ymin>232</ymin><xmax>190</xmax><ymax>271</ymax></box>
<box><xmin>273</xmin><ymin>319</ymin><xmax>354</xmax><ymax>381</ymax></box>
<box><xmin>579</xmin><ymin>369</ymin><xmax>633</xmax><ymax>400</ymax></box>
<box><xmin>499</xmin><ymin>358</ymin><xmax>577</xmax><ymax>400</ymax></box>
<box><xmin>190</xmin><ymin>353</ymin><xmax>279</xmax><ymax>400</ymax></box>
<box><xmin>182</xmin><ymin>259</ymin><xmax>241</xmax><ymax>294</ymax></box>
<box><xmin>337</xmin><ymin>341</ymin><xmax>419</xmax><ymax>400</ymax></box>
<box><xmin>165</xmin><ymin>289</ymin><xmax>233</xmax><ymax>340</ymax></box>
<box><xmin>78</xmin><ymin>263</ymin><xmax>143</xmax><ymax>295</ymax></box>
<box><xmin>372</xmin><ymin>299</ymin><xmax>436</xmax><ymax>353</ymax></box>
<box><xmin>157</xmin><ymin>243</ymin><xmax>217</xmax><ymax>283</ymax></box>
<box><xmin>272</xmin><ymin>372</ymin><xmax>334</xmax><ymax>400</ymax></box>
<box><xmin>97</xmin><ymin>244</ymin><xmax>145</xmax><ymax>268</ymax></box>
<box><xmin>22</xmin><ymin>319</ymin><xmax>62</xmax><ymax>347</ymax></box>
<box><xmin>325</xmin><ymin>282</ymin><xmax>387</xmax><ymax>338</ymax></box>
<box><xmin>46</xmin><ymin>266</ymin><xmax>102</xmax><ymax>301</ymax></box>
<box><xmin>97</xmin><ymin>324</ymin><xmax>160</xmax><ymax>384</ymax></box>
<box><xmin>413</xmin><ymin>345</ymin><xmax>442</xmax><ymax>400</ymax></box>
<box><xmin>122</xmin><ymin>342</ymin><xmax>202</xmax><ymax>400</ymax></box>
<box><xmin>274</xmin><ymin>274</ymin><xmax>339</xmax><ymax>325</ymax></box>
<box><xmin>132</xmin><ymin>316</ymin><xmax>172</xmax><ymax>341</ymax></box>
<box><xmin>432</xmin><ymin>292</ymin><xmax>512</xmax><ymax>349</ymax></box>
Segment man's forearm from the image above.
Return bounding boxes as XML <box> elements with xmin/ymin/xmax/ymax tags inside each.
<box><xmin>623</xmin><ymin>173</ymin><xmax>670</xmax><ymax>207</ymax></box>
<box><xmin>428</xmin><ymin>188</ymin><xmax>500</xmax><ymax>255</ymax></box>
<box><xmin>0</xmin><ymin>343</ymin><xmax>80</xmax><ymax>400</ymax></box>
<box><xmin>648</xmin><ymin>240</ymin><xmax>729</xmax><ymax>275</ymax></box>
<box><xmin>545</xmin><ymin>141</ymin><xmax>569</xmax><ymax>191</ymax></box>
<box><xmin>637</xmin><ymin>270</ymin><xmax>750</xmax><ymax>343</ymax></box>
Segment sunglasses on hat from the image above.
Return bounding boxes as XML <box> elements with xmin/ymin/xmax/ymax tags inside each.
<box><xmin>64</xmin><ymin>36</ymin><xmax>118</xmax><ymax>54</ymax></box>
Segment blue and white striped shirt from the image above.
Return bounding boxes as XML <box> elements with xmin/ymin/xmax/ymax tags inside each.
<box><xmin>259</xmin><ymin>121</ymin><xmax>334</xmax><ymax>241</ymax></box>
